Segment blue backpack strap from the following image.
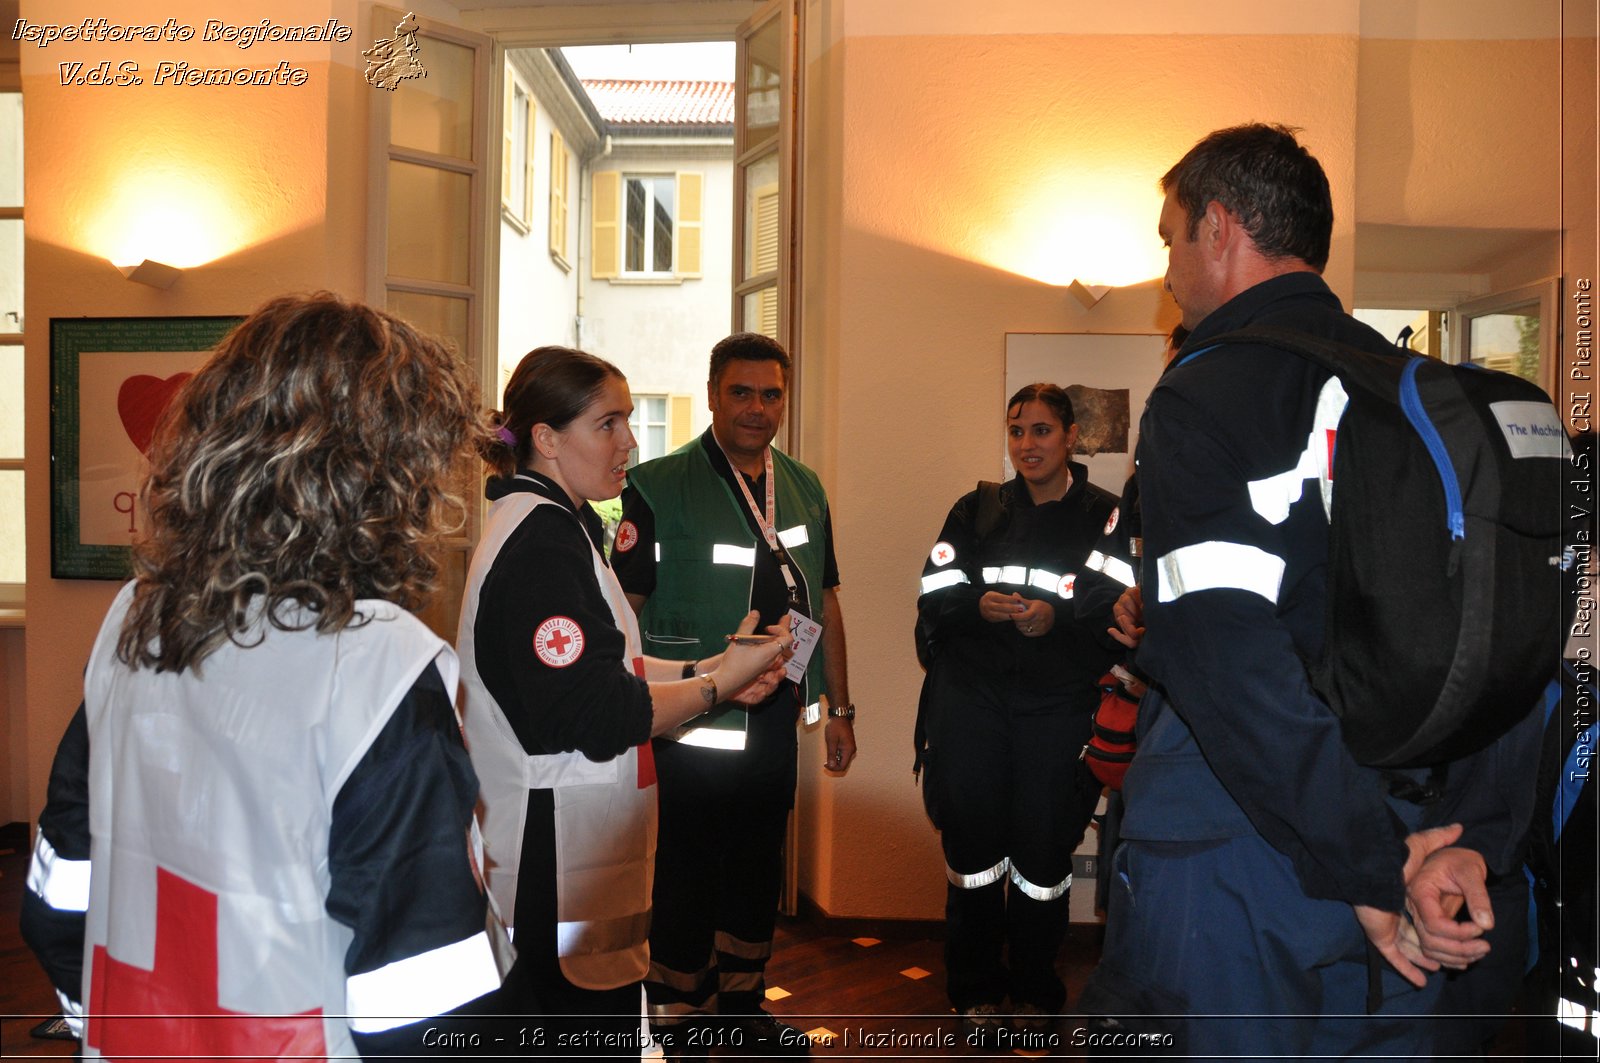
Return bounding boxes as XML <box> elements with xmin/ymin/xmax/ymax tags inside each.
<box><xmin>1173</xmin><ymin>342</ymin><xmax>1221</xmax><ymax>368</ymax></box>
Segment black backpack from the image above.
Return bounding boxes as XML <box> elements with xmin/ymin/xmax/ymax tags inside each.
<box><xmin>1187</xmin><ymin>326</ymin><xmax>1572</xmax><ymax>768</ymax></box>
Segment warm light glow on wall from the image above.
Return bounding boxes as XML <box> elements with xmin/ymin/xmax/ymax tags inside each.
<box><xmin>86</xmin><ymin>168</ymin><xmax>262</xmax><ymax>270</ymax></box>
<box><xmin>982</xmin><ymin>182</ymin><xmax>1168</xmax><ymax>289</ymax></box>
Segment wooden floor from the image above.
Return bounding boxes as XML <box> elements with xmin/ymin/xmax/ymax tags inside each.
<box><xmin>0</xmin><ymin>820</ymin><xmax>1540</xmax><ymax>1060</ymax></box>
<box><xmin>1</xmin><ymin>819</ymin><xmax>1102</xmax><ymax>1059</ymax></box>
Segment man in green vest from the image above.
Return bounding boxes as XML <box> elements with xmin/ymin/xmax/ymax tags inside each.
<box><xmin>613</xmin><ymin>332</ymin><xmax>856</xmax><ymax>1057</ymax></box>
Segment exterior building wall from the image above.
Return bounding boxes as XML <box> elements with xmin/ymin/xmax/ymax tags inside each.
<box><xmin>580</xmin><ymin>141</ymin><xmax>733</xmax><ymax>446</ymax></box>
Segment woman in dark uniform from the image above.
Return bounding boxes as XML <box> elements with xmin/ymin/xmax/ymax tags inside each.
<box><xmin>916</xmin><ymin>382</ymin><xmax>1118</xmax><ymax>1044</ymax></box>
<box><xmin>456</xmin><ymin>346</ymin><xmax>789</xmax><ymax>1055</ymax></box>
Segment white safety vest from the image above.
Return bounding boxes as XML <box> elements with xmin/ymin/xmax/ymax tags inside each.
<box><xmin>458</xmin><ymin>484</ymin><xmax>658</xmax><ymax>991</ymax></box>
<box><xmin>79</xmin><ymin>583</ymin><xmax>498</xmax><ymax>1060</ymax></box>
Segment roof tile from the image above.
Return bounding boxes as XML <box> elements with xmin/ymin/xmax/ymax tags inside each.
<box><xmin>580</xmin><ymin>79</ymin><xmax>735</xmax><ymax>126</ymax></box>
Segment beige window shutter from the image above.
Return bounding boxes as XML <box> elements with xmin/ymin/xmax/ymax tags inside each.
<box><xmin>591</xmin><ymin>170</ymin><xmax>620</xmax><ymax>279</ymax></box>
<box><xmin>549</xmin><ymin>131</ymin><xmax>568</xmax><ymax>260</ymax></box>
<box><xmin>668</xmin><ymin>394</ymin><xmax>694</xmax><ymax>449</ymax></box>
<box><xmin>676</xmin><ymin>171</ymin><xmax>704</xmax><ymax>277</ymax></box>
<box><xmin>753</xmin><ymin>183</ymin><xmax>779</xmax><ymax>274</ymax></box>
<box><xmin>752</xmin><ymin>183</ymin><xmax>780</xmax><ymax>338</ymax></box>
<box><xmin>757</xmin><ymin>288</ymin><xmax>779</xmax><ymax>339</ymax></box>
<box><xmin>500</xmin><ymin>67</ymin><xmax>515</xmax><ymax>210</ymax></box>
<box><xmin>523</xmin><ymin>99</ymin><xmax>536</xmax><ymax>224</ymax></box>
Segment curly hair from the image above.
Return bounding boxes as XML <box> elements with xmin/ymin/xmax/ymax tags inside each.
<box><xmin>118</xmin><ymin>292</ymin><xmax>488</xmax><ymax>673</ymax></box>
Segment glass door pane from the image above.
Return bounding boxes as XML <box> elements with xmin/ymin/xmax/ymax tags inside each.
<box><xmin>1456</xmin><ymin>280</ymin><xmax>1557</xmax><ymax>397</ymax></box>
<box><xmin>742</xmin><ymin>15</ymin><xmax>782</xmax><ymax>152</ymax></box>
<box><xmin>1467</xmin><ymin>306</ymin><xmax>1540</xmax><ymax>382</ymax></box>
<box><xmin>390</xmin><ymin>34</ymin><xmax>476</xmax><ymax>160</ymax></box>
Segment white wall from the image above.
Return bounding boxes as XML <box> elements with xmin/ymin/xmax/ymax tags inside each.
<box><xmin>497</xmin><ymin>59</ymin><xmax>585</xmax><ymax>398</ymax></box>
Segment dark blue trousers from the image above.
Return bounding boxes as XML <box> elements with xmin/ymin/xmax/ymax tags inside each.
<box><xmin>925</xmin><ymin>659</ymin><xmax>1099</xmax><ymax>1013</ymax></box>
<box><xmin>1086</xmin><ymin>833</ymin><xmax>1459</xmax><ymax>1061</ymax></box>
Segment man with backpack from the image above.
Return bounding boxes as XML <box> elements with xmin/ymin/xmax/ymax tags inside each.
<box><xmin>1078</xmin><ymin>124</ymin><xmax>1551</xmax><ymax>1058</ymax></box>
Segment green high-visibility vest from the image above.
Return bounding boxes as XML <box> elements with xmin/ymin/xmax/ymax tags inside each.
<box><xmin>627</xmin><ymin>434</ymin><xmax>830</xmax><ymax>737</ymax></box>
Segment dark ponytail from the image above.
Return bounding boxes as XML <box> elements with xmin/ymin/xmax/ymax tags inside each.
<box><xmin>482</xmin><ymin>345</ymin><xmax>625</xmax><ymax>478</ymax></box>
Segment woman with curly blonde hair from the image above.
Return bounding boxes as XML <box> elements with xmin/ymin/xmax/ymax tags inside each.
<box><xmin>22</xmin><ymin>293</ymin><xmax>507</xmax><ymax>1059</ymax></box>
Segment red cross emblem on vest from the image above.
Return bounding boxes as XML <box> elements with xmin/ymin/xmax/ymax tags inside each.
<box><xmin>534</xmin><ymin>615</ymin><xmax>585</xmax><ymax>668</ymax></box>
<box><xmin>88</xmin><ymin>867</ymin><xmax>326</xmax><ymax>1060</ymax></box>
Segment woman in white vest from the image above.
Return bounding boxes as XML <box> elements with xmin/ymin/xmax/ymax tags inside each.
<box><xmin>21</xmin><ymin>293</ymin><xmax>507</xmax><ymax>1058</ymax></box>
<box><xmin>457</xmin><ymin>345</ymin><xmax>790</xmax><ymax>1056</ymax></box>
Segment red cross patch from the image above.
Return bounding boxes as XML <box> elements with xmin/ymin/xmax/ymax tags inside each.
<box><xmin>1103</xmin><ymin>507</ymin><xmax>1120</xmax><ymax>537</ymax></box>
<box><xmin>1057</xmin><ymin>573</ymin><xmax>1076</xmax><ymax>599</ymax></box>
<box><xmin>615</xmin><ymin>520</ymin><xmax>639</xmax><ymax>553</ymax></box>
<box><xmin>534</xmin><ymin>616</ymin><xmax>585</xmax><ymax>668</ymax></box>
<box><xmin>930</xmin><ymin>541</ymin><xmax>955</xmax><ymax>567</ymax></box>
<box><xmin>88</xmin><ymin>867</ymin><xmax>325</xmax><ymax>1059</ymax></box>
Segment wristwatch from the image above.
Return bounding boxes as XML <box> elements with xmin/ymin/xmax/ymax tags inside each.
<box><xmin>827</xmin><ymin>703</ymin><xmax>855</xmax><ymax>721</ymax></box>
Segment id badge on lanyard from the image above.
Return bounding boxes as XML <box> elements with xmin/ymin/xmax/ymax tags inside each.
<box><xmin>717</xmin><ymin>441</ymin><xmax>820</xmax><ymax>684</ymax></box>
<box><xmin>720</xmin><ymin>441</ymin><xmax>806</xmax><ymax>611</ymax></box>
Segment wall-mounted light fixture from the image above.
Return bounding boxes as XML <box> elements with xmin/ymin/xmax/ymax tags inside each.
<box><xmin>1067</xmin><ymin>279</ymin><xmax>1112</xmax><ymax>310</ymax></box>
<box><xmin>115</xmin><ymin>258</ymin><xmax>183</xmax><ymax>289</ymax></box>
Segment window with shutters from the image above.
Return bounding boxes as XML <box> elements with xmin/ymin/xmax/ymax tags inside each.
<box><xmin>629</xmin><ymin>394</ymin><xmax>670</xmax><ymax>466</ymax></box>
<box><xmin>627</xmin><ymin>393</ymin><xmax>695</xmax><ymax>467</ymax></box>
<box><xmin>501</xmin><ymin>70</ymin><xmax>534</xmax><ymax>230</ymax></box>
<box><xmin>591</xmin><ymin>170</ymin><xmax>704</xmax><ymax>282</ymax></box>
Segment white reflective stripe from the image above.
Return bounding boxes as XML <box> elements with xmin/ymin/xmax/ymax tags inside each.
<box><xmin>982</xmin><ymin>567</ymin><xmax>1002</xmax><ymax>584</ymax></box>
<box><xmin>1103</xmin><ymin>557</ymin><xmax>1136</xmax><ymax>587</ymax></box>
<box><xmin>711</xmin><ymin>544</ymin><xmax>757</xmax><ymax>567</ymax></box>
<box><xmin>1557</xmin><ymin>996</ymin><xmax>1597</xmax><ymax>1032</ymax></box>
<box><xmin>27</xmin><ymin>832</ymin><xmax>91</xmax><ymax>913</ymax></box>
<box><xmin>947</xmin><ymin>857</ymin><xmax>1009</xmax><ymax>890</ymax></box>
<box><xmin>556</xmin><ymin>909</ymin><xmax>652</xmax><ymax>959</ymax></box>
<box><xmin>1087</xmin><ymin>550</ymin><xmax>1137</xmax><ymax>587</ymax></box>
<box><xmin>346</xmin><ymin>930</ymin><xmax>501</xmax><ymax>1034</ymax></box>
<box><xmin>55</xmin><ymin>989</ymin><xmax>84</xmax><ymax>1039</ymax></box>
<box><xmin>654</xmin><ymin>542</ymin><xmax>661</xmax><ymax>562</ymax></box>
<box><xmin>1010</xmin><ymin>865</ymin><xmax>1071</xmax><ymax>902</ymax></box>
<box><xmin>1247</xmin><ymin>376</ymin><xmax>1347</xmax><ymax>525</ymax></box>
<box><xmin>675</xmin><ymin>726</ymin><xmax>747</xmax><ymax>750</ymax></box>
<box><xmin>921</xmin><ymin>570</ymin><xmax>970</xmax><ymax>594</ymax></box>
<box><xmin>1029</xmin><ymin>568</ymin><xmax>1061</xmax><ymax>594</ymax></box>
<box><xmin>999</xmin><ymin>565</ymin><xmax>1028</xmax><ymax>585</ymax></box>
<box><xmin>776</xmin><ymin>524</ymin><xmax>809</xmax><ymax>548</ymax></box>
<box><xmin>1156</xmin><ymin>541</ymin><xmax>1285</xmax><ymax>605</ymax></box>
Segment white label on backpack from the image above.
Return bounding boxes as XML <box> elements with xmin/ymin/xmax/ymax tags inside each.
<box><xmin>1490</xmin><ymin>401</ymin><xmax>1570</xmax><ymax>460</ymax></box>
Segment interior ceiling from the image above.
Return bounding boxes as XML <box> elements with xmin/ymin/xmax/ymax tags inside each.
<box><xmin>455</xmin><ymin>0</ymin><xmax>712</xmax><ymax>7</ymax></box>
<box><xmin>1354</xmin><ymin>223</ymin><xmax>1554</xmax><ymax>275</ymax></box>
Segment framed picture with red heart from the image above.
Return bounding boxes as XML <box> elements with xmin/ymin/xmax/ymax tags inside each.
<box><xmin>50</xmin><ymin>316</ymin><xmax>244</xmax><ymax>579</ymax></box>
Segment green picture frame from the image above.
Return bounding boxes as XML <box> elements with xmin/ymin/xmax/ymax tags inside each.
<box><xmin>50</xmin><ymin>316</ymin><xmax>243</xmax><ymax>580</ymax></box>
